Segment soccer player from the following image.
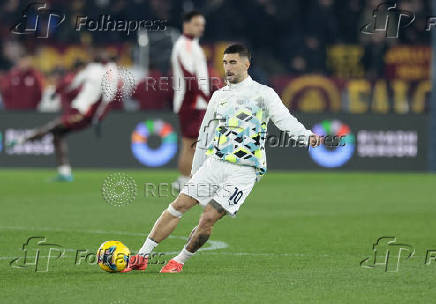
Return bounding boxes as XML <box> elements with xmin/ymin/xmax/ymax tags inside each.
<box><xmin>7</xmin><ymin>57</ymin><xmax>119</xmax><ymax>181</ymax></box>
<box><xmin>123</xmin><ymin>44</ymin><xmax>321</xmax><ymax>273</ymax></box>
<box><xmin>171</xmin><ymin>10</ymin><xmax>210</xmax><ymax>191</ymax></box>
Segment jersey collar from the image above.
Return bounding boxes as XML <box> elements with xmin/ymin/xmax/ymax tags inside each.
<box><xmin>227</xmin><ymin>75</ymin><xmax>252</xmax><ymax>90</ymax></box>
<box><xmin>183</xmin><ymin>33</ymin><xmax>195</xmax><ymax>40</ymax></box>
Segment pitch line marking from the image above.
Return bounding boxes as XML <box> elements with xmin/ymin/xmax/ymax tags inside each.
<box><xmin>3</xmin><ymin>226</ymin><xmax>415</xmax><ymax>259</ymax></box>
<box><xmin>0</xmin><ymin>225</ymin><xmax>227</xmax><ymax>257</ymax></box>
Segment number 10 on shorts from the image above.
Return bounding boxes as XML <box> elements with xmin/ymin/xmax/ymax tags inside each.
<box><xmin>229</xmin><ymin>187</ymin><xmax>243</xmax><ymax>205</ymax></box>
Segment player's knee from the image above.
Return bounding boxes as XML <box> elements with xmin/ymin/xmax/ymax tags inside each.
<box><xmin>167</xmin><ymin>202</ymin><xmax>184</xmax><ymax>218</ymax></box>
<box><xmin>167</xmin><ymin>196</ymin><xmax>195</xmax><ymax>218</ymax></box>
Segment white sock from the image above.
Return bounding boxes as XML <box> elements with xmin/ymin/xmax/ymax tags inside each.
<box><xmin>138</xmin><ymin>237</ymin><xmax>159</xmax><ymax>257</ymax></box>
<box><xmin>173</xmin><ymin>248</ymin><xmax>194</xmax><ymax>264</ymax></box>
<box><xmin>58</xmin><ymin>165</ymin><xmax>71</xmax><ymax>176</ymax></box>
<box><xmin>16</xmin><ymin>136</ymin><xmax>26</xmax><ymax>145</ymax></box>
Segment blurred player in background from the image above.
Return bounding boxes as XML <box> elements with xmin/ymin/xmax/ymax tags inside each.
<box><xmin>0</xmin><ymin>54</ymin><xmax>43</xmax><ymax>109</ymax></box>
<box><xmin>7</xmin><ymin>53</ymin><xmax>120</xmax><ymax>181</ymax></box>
<box><xmin>171</xmin><ymin>10</ymin><xmax>210</xmax><ymax>191</ymax></box>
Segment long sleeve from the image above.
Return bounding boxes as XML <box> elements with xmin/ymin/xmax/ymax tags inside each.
<box><xmin>70</xmin><ymin>65</ymin><xmax>105</xmax><ymax>114</ymax></box>
<box><xmin>194</xmin><ymin>45</ymin><xmax>210</xmax><ymax>99</ymax></box>
<box><xmin>266</xmin><ymin>88</ymin><xmax>313</xmax><ymax>144</ymax></box>
<box><xmin>68</xmin><ymin>68</ymin><xmax>87</xmax><ymax>91</ymax></box>
<box><xmin>191</xmin><ymin>92</ymin><xmax>219</xmax><ymax>175</ymax></box>
<box><xmin>71</xmin><ymin>75</ymin><xmax>102</xmax><ymax>114</ymax></box>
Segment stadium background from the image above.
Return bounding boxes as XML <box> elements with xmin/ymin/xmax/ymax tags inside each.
<box><xmin>0</xmin><ymin>0</ymin><xmax>434</xmax><ymax>171</ymax></box>
<box><xmin>2</xmin><ymin>1</ymin><xmax>436</xmax><ymax>303</ymax></box>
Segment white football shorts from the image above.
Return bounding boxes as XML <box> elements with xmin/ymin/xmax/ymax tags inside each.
<box><xmin>181</xmin><ymin>157</ymin><xmax>257</xmax><ymax>217</ymax></box>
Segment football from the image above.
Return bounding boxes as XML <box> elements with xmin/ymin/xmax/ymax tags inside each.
<box><xmin>96</xmin><ymin>240</ymin><xmax>130</xmax><ymax>272</ymax></box>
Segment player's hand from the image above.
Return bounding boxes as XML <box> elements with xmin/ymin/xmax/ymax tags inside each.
<box><xmin>309</xmin><ymin>135</ymin><xmax>322</xmax><ymax>147</ymax></box>
<box><xmin>49</xmin><ymin>91</ymin><xmax>58</xmax><ymax>100</ymax></box>
<box><xmin>93</xmin><ymin>119</ymin><xmax>102</xmax><ymax>138</ymax></box>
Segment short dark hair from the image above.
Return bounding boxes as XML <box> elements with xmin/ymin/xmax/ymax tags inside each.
<box><xmin>223</xmin><ymin>44</ymin><xmax>251</xmax><ymax>61</ymax></box>
<box><xmin>183</xmin><ymin>10</ymin><xmax>203</xmax><ymax>23</ymax></box>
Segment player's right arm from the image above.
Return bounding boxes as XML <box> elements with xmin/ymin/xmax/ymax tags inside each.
<box><xmin>175</xmin><ymin>38</ymin><xmax>209</xmax><ymax>102</ymax></box>
<box><xmin>192</xmin><ymin>43</ymin><xmax>210</xmax><ymax>101</ymax></box>
<box><xmin>265</xmin><ymin>87</ymin><xmax>321</xmax><ymax>147</ymax></box>
<box><xmin>191</xmin><ymin>91</ymin><xmax>219</xmax><ymax>175</ymax></box>
<box><xmin>68</xmin><ymin>67</ymin><xmax>87</xmax><ymax>91</ymax></box>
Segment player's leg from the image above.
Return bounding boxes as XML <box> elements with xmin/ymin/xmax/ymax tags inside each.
<box><xmin>30</xmin><ymin>118</ymin><xmax>73</xmax><ymax>181</ymax></box>
<box><xmin>184</xmin><ymin>200</ymin><xmax>226</xmax><ymax>252</ymax></box>
<box><xmin>7</xmin><ymin>116</ymin><xmax>74</xmax><ymax>181</ymax></box>
<box><xmin>146</xmin><ymin>193</ymin><xmax>198</xmax><ymax>244</ymax></box>
<box><xmin>160</xmin><ymin>200</ymin><xmax>226</xmax><ymax>273</ymax></box>
<box><xmin>184</xmin><ymin>225</ymin><xmax>198</xmax><ymax>248</ymax></box>
<box><xmin>172</xmin><ymin>109</ymin><xmax>205</xmax><ymax>191</ymax></box>
<box><xmin>7</xmin><ymin>117</ymin><xmax>65</xmax><ymax>147</ymax></box>
<box><xmin>124</xmin><ymin>158</ymin><xmax>220</xmax><ymax>273</ymax></box>
<box><xmin>180</xmin><ymin>136</ymin><xmax>196</xmax><ymax>172</ymax></box>
<box><xmin>48</xmin><ymin>112</ymin><xmax>92</xmax><ymax>181</ymax></box>
<box><xmin>172</xmin><ymin>137</ymin><xmax>196</xmax><ymax>190</ymax></box>
<box><xmin>26</xmin><ymin>118</ymin><xmax>64</xmax><ymax>141</ymax></box>
<box><xmin>161</xmin><ymin>160</ymin><xmax>257</xmax><ymax>273</ymax></box>
<box><xmin>52</xmin><ymin>131</ymin><xmax>73</xmax><ymax>181</ymax></box>
<box><xmin>122</xmin><ymin>193</ymin><xmax>199</xmax><ymax>272</ymax></box>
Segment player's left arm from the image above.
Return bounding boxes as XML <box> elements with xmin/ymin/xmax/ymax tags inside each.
<box><xmin>266</xmin><ymin>87</ymin><xmax>321</xmax><ymax>147</ymax></box>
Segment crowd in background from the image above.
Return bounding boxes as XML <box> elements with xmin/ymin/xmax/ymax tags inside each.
<box><xmin>0</xmin><ymin>0</ymin><xmax>431</xmax><ymax>110</ymax></box>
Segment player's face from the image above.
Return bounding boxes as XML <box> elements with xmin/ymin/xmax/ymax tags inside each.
<box><xmin>18</xmin><ymin>56</ymin><xmax>33</xmax><ymax>70</ymax></box>
<box><xmin>187</xmin><ymin>15</ymin><xmax>205</xmax><ymax>38</ymax></box>
<box><xmin>223</xmin><ymin>53</ymin><xmax>249</xmax><ymax>84</ymax></box>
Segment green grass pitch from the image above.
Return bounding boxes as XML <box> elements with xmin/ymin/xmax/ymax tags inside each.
<box><xmin>1</xmin><ymin>169</ymin><xmax>436</xmax><ymax>303</ymax></box>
